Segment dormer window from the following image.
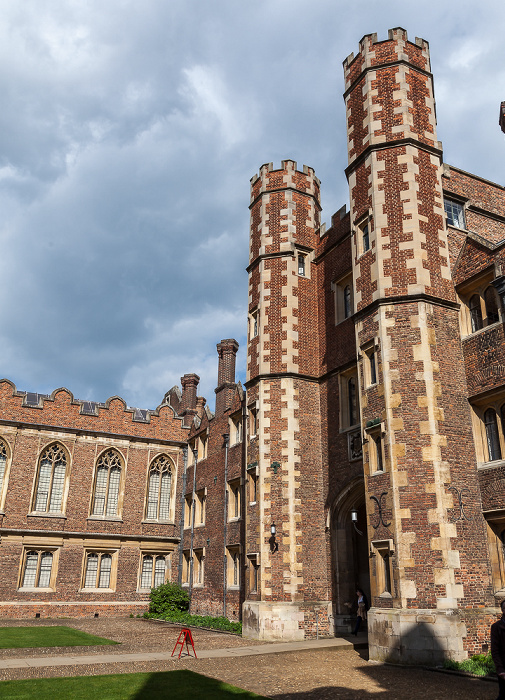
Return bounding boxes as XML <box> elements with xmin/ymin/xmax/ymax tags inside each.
<box><xmin>444</xmin><ymin>199</ymin><xmax>466</xmax><ymax>229</ymax></box>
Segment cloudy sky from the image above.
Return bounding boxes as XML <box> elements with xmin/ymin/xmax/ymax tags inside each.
<box><xmin>0</xmin><ymin>0</ymin><xmax>503</xmax><ymax>412</ymax></box>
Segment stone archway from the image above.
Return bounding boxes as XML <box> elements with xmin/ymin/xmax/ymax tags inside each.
<box><xmin>331</xmin><ymin>478</ymin><xmax>370</xmax><ymax>633</ymax></box>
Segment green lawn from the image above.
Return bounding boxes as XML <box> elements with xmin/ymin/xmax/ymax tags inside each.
<box><xmin>0</xmin><ymin>626</ymin><xmax>118</xmax><ymax>649</ymax></box>
<box><xmin>0</xmin><ymin>670</ymin><xmax>267</xmax><ymax>699</ymax></box>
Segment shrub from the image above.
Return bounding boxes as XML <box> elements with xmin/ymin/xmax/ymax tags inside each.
<box><xmin>443</xmin><ymin>652</ymin><xmax>495</xmax><ymax>676</ymax></box>
<box><xmin>142</xmin><ymin>610</ymin><xmax>242</xmax><ymax>634</ymax></box>
<box><xmin>148</xmin><ymin>583</ymin><xmax>190</xmax><ymax>615</ymax></box>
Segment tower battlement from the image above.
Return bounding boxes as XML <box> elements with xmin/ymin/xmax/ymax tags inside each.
<box><xmin>250</xmin><ymin>159</ymin><xmax>320</xmax><ymax>207</ymax></box>
<box><xmin>343</xmin><ymin>27</ymin><xmax>430</xmax><ymax>89</ymax></box>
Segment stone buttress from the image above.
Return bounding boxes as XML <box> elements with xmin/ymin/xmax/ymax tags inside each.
<box><xmin>242</xmin><ymin>160</ymin><xmax>331</xmax><ymax>640</ymax></box>
<box><xmin>344</xmin><ymin>28</ymin><xmax>494</xmax><ymax>663</ymax></box>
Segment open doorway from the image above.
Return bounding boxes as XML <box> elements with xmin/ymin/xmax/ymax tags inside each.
<box><xmin>331</xmin><ymin>480</ymin><xmax>370</xmax><ymax>634</ymax></box>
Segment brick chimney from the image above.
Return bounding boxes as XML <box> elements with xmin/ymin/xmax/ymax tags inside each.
<box><xmin>214</xmin><ymin>339</ymin><xmax>239</xmax><ymax>416</ymax></box>
<box><xmin>180</xmin><ymin>373</ymin><xmax>200</xmax><ymax>413</ymax></box>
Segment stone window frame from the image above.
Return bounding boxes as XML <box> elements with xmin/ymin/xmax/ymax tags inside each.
<box><xmin>364</xmin><ymin>422</ymin><xmax>386</xmax><ymax>475</ymax></box>
<box><xmin>471</xmin><ymin>393</ymin><xmax>505</xmax><ymax>468</ymax></box>
<box><xmin>248</xmin><ymin>400</ymin><xmax>259</xmax><ymax>440</ymax></box>
<box><xmin>332</xmin><ymin>271</ymin><xmax>354</xmax><ymax>325</ymax></box>
<box><xmin>370</xmin><ymin>539</ymin><xmax>394</xmax><ymax>598</ymax></box>
<box><xmin>30</xmin><ymin>442</ymin><xmax>71</xmax><ymax>517</ymax></box>
<box><xmin>247</xmin><ymin>552</ymin><xmax>260</xmax><ymax>594</ymax></box>
<box><xmin>143</xmin><ymin>453</ymin><xmax>175</xmax><ymax>524</ymax></box>
<box><xmin>229</xmin><ymin>411</ymin><xmax>243</xmax><ymax>446</ymax></box>
<box><xmin>138</xmin><ymin>552</ymin><xmax>169</xmax><ymax>591</ymax></box>
<box><xmin>355</xmin><ymin>213</ymin><xmax>372</xmax><ymax>257</ymax></box>
<box><xmin>0</xmin><ymin>436</ymin><xmax>13</xmax><ymax>514</ymax></box>
<box><xmin>226</xmin><ymin>545</ymin><xmax>241</xmax><ymax>590</ymax></box>
<box><xmin>81</xmin><ymin>549</ymin><xmax>118</xmax><ymax>592</ymax></box>
<box><xmin>181</xmin><ymin>549</ymin><xmax>190</xmax><ymax>586</ymax></box>
<box><xmin>443</xmin><ymin>196</ymin><xmax>467</xmax><ymax>230</ymax></box>
<box><xmin>456</xmin><ymin>268</ymin><xmax>501</xmax><ymax>337</ymax></box>
<box><xmin>227</xmin><ymin>477</ymin><xmax>242</xmax><ymax>522</ymax></box>
<box><xmin>339</xmin><ymin>366</ymin><xmax>360</xmax><ymax>432</ymax></box>
<box><xmin>18</xmin><ymin>546</ymin><xmax>60</xmax><ymax>591</ymax></box>
<box><xmin>360</xmin><ymin>338</ymin><xmax>379</xmax><ymax>389</ymax></box>
<box><xmin>250</xmin><ymin>307</ymin><xmax>259</xmax><ymax>339</ymax></box>
<box><xmin>193</xmin><ymin>547</ymin><xmax>205</xmax><ymax>587</ymax></box>
<box><xmin>484</xmin><ymin>513</ymin><xmax>505</xmax><ymax>595</ymax></box>
<box><xmin>247</xmin><ymin>465</ymin><xmax>258</xmax><ymax>505</ymax></box>
<box><xmin>184</xmin><ymin>488</ymin><xmax>206</xmax><ymax>529</ymax></box>
<box><xmin>88</xmin><ymin>448</ymin><xmax>126</xmax><ymax>521</ymax></box>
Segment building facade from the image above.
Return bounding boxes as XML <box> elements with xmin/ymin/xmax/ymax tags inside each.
<box><xmin>1</xmin><ymin>28</ymin><xmax>505</xmax><ymax>665</ymax></box>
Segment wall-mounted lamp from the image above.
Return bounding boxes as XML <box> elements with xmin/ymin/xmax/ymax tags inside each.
<box><xmin>269</xmin><ymin>522</ymin><xmax>279</xmax><ymax>553</ymax></box>
<box><xmin>351</xmin><ymin>508</ymin><xmax>363</xmax><ymax>536</ymax></box>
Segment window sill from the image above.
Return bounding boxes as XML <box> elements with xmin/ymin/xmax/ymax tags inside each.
<box><xmin>141</xmin><ymin>519</ymin><xmax>174</xmax><ymax>525</ymax></box>
<box><xmin>18</xmin><ymin>587</ymin><xmax>55</xmax><ymax>593</ymax></box>
<box><xmin>462</xmin><ymin>320</ymin><xmax>502</xmax><ymax>340</ymax></box>
<box><xmin>249</xmin><ymin>501</ymin><xmax>257</xmax><ymax>506</ymax></box>
<box><xmin>87</xmin><ymin>516</ymin><xmax>123</xmax><ymax>523</ymax></box>
<box><xmin>79</xmin><ymin>588</ymin><xmax>116</xmax><ymax>593</ymax></box>
<box><xmin>371</xmin><ymin>470</ymin><xmax>385</xmax><ymax>476</ymax></box>
<box><xmin>228</xmin><ymin>517</ymin><xmax>241</xmax><ymax>523</ymax></box>
<box><xmin>379</xmin><ymin>592</ymin><xmax>393</xmax><ymax>599</ymax></box>
<box><xmin>28</xmin><ymin>512</ymin><xmax>67</xmax><ymax>519</ymax></box>
<box><xmin>227</xmin><ymin>585</ymin><xmax>240</xmax><ymax>591</ymax></box>
<box><xmin>478</xmin><ymin>459</ymin><xmax>505</xmax><ymax>471</ymax></box>
<box><xmin>195</xmin><ymin>523</ymin><xmax>206</xmax><ymax>528</ymax></box>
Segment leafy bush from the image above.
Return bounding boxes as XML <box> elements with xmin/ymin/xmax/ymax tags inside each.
<box><xmin>148</xmin><ymin>583</ymin><xmax>190</xmax><ymax>615</ymax></box>
<box><xmin>443</xmin><ymin>652</ymin><xmax>495</xmax><ymax>676</ymax></box>
<box><xmin>143</xmin><ymin>610</ymin><xmax>242</xmax><ymax>634</ymax></box>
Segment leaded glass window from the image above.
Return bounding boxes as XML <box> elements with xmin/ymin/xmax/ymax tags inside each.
<box><xmin>92</xmin><ymin>450</ymin><xmax>122</xmax><ymax>517</ymax></box>
<box><xmin>140</xmin><ymin>554</ymin><xmax>166</xmax><ymax>589</ymax></box>
<box><xmin>146</xmin><ymin>455</ymin><xmax>172</xmax><ymax>521</ymax></box>
<box><xmin>34</xmin><ymin>444</ymin><xmax>67</xmax><ymax>513</ymax></box>
<box><xmin>84</xmin><ymin>552</ymin><xmax>113</xmax><ymax>588</ymax></box>
<box><xmin>22</xmin><ymin>550</ymin><xmax>53</xmax><ymax>588</ymax></box>
<box><xmin>485</xmin><ymin>409</ymin><xmax>502</xmax><ymax>461</ymax></box>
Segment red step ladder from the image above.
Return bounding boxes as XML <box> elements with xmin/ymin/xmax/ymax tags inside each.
<box><xmin>171</xmin><ymin>627</ymin><xmax>197</xmax><ymax>659</ymax></box>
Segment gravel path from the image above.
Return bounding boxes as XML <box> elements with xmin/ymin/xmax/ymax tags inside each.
<box><xmin>0</xmin><ymin>618</ymin><xmax>497</xmax><ymax>698</ymax></box>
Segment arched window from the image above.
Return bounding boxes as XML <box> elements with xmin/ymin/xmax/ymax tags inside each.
<box><xmin>34</xmin><ymin>444</ymin><xmax>67</xmax><ymax>513</ymax></box>
<box><xmin>485</xmin><ymin>287</ymin><xmax>500</xmax><ymax>325</ymax></box>
<box><xmin>485</xmin><ymin>409</ymin><xmax>502</xmax><ymax>461</ymax></box>
<box><xmin>470</xmin><ymin>295</ymin><xmax>483</xmax><ymax>332</ymax></box>
<box><xmin>344</xmin><ymin>285</ymin><xmax>352</xmax><ymax>319</ymax></box>
<box><xmin>92</xmin><ymin>450</ymin><xmax>122</xmax><ymax>517</ymax></box>
<box><xmin>140</xmin><ymin>554</ymin><xmax>166</xmax><ymax>589</ymax></box>
<box><xmin>146</xmin><ymin>455</ymin><xmax>173</xmax><ymax>521</ymax></box>
<box><xmin>84</xmin><ymin>552</ymin><xmax>112</xmax><ymax>588</ymax></box>
<box><xmin>22</xmin><ymin>550</ymin><xmax>53</xmax><ymax>588</ymax></box>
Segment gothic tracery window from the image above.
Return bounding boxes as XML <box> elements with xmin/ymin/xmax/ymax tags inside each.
<box><xmin>92</xmin><ymin>450</ymin><xmax>122</xmax><ymax>517</ymax></box>
<box><xmin>34</xmin><ymin>443</ymin><xmax>67</xmax><ymax>513</ymax></box>
<box><xmin>146</xmin><ymin>455</ymin><xmax>173</xmax><ymax>521</ymax></box>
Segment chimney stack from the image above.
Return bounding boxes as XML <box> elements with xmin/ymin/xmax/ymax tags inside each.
<box><xmin>215</xmin><ymin>339</ymin><xmax>239</xmax><ymax>416</ymax></box>
<box><xmin>180</xmin><ymin>373</ymin><xmax>200</xmax><ymax>413</ymax></box>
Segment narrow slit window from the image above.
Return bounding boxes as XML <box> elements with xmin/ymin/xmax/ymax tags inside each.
<box><xmin>485</xmin><ymin>409</ymin><xmax>501</xmax><ymax>461</ymax></box>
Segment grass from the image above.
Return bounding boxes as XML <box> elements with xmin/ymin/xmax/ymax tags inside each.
<box><xmin>0</xmin><ymin>670</ymin><xmax>268</xmax><ymax>699</ymax></box>
<box><xmin>443</xmin><ymin>652</ymin><xmax>495</xmax><ymax>676</ymax></box>
<box><xmin>0</xmin><ymin>626</ymin><xmax>118</xmax><ymax>649</ymax></box>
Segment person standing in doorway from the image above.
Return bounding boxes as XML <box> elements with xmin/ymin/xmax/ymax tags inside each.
<box><xmin>352</xmin><ymin>587</ymin><xmax>368</xmax><ymax>636</ymax></box>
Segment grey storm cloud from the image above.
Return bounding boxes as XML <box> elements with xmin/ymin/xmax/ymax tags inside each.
<box><xmin>0</xmin><ymin>0</ymin><xmax>503</xmax><ymax>410</ymax></box>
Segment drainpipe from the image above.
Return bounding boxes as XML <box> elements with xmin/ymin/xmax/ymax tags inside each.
<box><xmin>188</xmin><ymin>447</ymin><xmax>198</xmax><ymax>613</ymax></box>
<box><xmin>223</xmin><ymin>433</ymin><xmax>230</xmax><ymax>618</ymax></box>
<box><xmin>177</xmin><ymin>445</ymin><xmax>188</xmax><ymax>586</ymax></box>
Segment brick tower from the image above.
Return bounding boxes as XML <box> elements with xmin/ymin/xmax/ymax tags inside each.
<box><xmin>344</xmin><ymin>28</ymin><xmax>494</xmax><ymax>663</ymax></box>
<box><xmin>242</xmin><ymin>160</ymin><xmax>331</xmax><ymax>640</ymax></box>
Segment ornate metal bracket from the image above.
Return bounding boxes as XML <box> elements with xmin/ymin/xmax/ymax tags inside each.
<box><xmin>447</xmin><ymin>486</ymin><xmax>473</xmax><ymax>522</ymax></box>
<box><xmin>370</xmin><ymin>492</ymin><xmax>391</xmax><ymax>529</ymax></box>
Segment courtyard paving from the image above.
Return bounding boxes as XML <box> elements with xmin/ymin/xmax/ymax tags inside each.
<box><xmin>0</xmin><ymin>618</ymin><xmax>498</xmax><ymax>698</ymax></box>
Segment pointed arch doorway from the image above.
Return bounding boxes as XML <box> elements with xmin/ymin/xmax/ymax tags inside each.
<box><xmin>331</xmin><ymin>478</ymin><xmax>370</xmax><ymax>634</ymax></box>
